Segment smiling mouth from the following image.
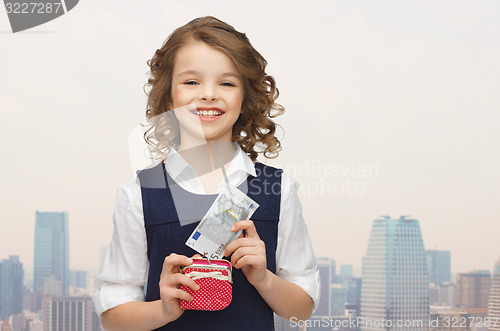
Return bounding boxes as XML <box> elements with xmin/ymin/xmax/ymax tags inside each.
<box><xmin>190</xmin><ymin>108</ymin><xmax>225</xmax><ymax>117</ymax></box>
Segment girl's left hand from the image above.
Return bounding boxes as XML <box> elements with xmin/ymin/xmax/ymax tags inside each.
<box><xmin>224</xmin><ymin>220</ymin><xmax>268</xmax><ymax>287</ymax></box>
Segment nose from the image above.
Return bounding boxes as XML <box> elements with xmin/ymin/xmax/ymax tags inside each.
<box><xmin>200</xmin><ymin>84</ymin><xmax>218</xmax><ymax>102</ymax></box>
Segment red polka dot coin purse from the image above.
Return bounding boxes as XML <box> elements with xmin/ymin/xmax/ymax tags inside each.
<box><xmin>179</xmin><ymin>258</ymin><xmax>232</xmax><ymax>311</ymax></box>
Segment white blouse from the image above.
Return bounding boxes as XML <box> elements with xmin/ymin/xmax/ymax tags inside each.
<box><xmin>94</xmin><ymin>146</ymin><xmax>320</xmax><ymax>315</ymax></box>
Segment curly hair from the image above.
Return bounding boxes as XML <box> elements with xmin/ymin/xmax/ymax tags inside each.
<box><xmin>144</xmin><ymin>16</ymin><xmax>284</xmax><ymax>162</ymax></box>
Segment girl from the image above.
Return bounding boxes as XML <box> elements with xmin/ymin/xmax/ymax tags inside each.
<box><xmin>95</xmin><ymin>16</ymin><xmax>319</xmax><ymax>331</ymax></box>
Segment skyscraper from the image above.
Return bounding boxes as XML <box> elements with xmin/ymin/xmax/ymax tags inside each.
<box><xmin>339</xmin><ymin>265</ymin><xmax>353</xmax><ymax>277</ymax></box>
<box><xmin>345</xmin><ymin>277</ymin><xmax>362</xmax><ymax>308</ymax></box>
<box><xmin>488</xmin><ymin>257</ymin><xmax>500</xmax><ymax>331</ymax></box>
<box><xmin>360</xmin><ymin>216</ymin><xmax>429</xmax><ymax>331</ymax></box>
<box><xmin>330</xmin><ymin>284</ymin><xmax>346</xmax><ymax>316</ymax></box>
<box><xmin>33</xmin><ymin>211</ymin><xmax>69</xmax><ymax>299</ymax></box>
<box><xmin>314</xmin><ymin>257</ymin><xmax>334</xmax><ymax>317</ymax></box>
<box><xmin>0</xmin><ymin>256</ymin><xmax>24</xmax><ymax>320</ymax></box>
<box><xmin>331</xmin><ymin>259</ymin><xmax>337</xmax><ymax>284</ymax></box>
<box><xmin>426</xmin><ymin>250</ymin><xmax>451</xmax><ymax>285</ymax></box>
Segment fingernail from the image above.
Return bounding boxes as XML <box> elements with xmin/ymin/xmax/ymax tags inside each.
<box><xmin>230</xmin><ymin>226</ymin><xmax>235</xmax><ymax>231</ymax></box>
<box><xmin>187</xmin><ymin>258</ymin><xmax>193</xmax><ymax>263</ymax></box>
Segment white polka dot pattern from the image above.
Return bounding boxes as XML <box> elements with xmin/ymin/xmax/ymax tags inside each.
<box><xmin>179</xmin><ymin>267</ymin><xmax>232</xmax><ymax>311</ymax></box>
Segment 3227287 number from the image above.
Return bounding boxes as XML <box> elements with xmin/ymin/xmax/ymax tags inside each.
<box><xmin>5</xmin><ymin>2</ymin><xmax>63</xmax><ymax>14</ymax></box>
<box><xmin>442</xmin><ymin>316</ymin><xmax>499</xmax><ymax>328</ymax></box>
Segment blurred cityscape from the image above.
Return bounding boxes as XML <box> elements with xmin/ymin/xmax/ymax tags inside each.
<box><xmin>1</xmin><ymin>211</ymin><xmax>103</xmax><ymax>331</ymax></box>
<box><xmin>1</xmin><ymin>212</ymin><xmax>499</xmax><ymax>330</ymax></box>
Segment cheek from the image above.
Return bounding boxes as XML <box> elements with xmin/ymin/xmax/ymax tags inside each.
<box><xmin>172</xmin><ymin>84</ymin><xmax>193</xmax><ymax>106</ymax></box>
<box><xmin>229</xmin><ymin>92</ymin><xmax>244</xmax><ymax>111</ymax></box>
<box><xmin>171</xmin><ymin>87</ymin><xmax>191</xmax><ymax>108</ymax></box>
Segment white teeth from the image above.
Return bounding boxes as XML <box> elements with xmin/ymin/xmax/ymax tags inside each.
<box><xmin>195</xmin><ymin>110</ymin><xmax>222</xmax><ymax>116</ymax></box>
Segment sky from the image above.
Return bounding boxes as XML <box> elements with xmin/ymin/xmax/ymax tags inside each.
<box><xmin>1</xmin><ymin>0</ymin><xmax>499</xmax><ymax>278</ymax></box>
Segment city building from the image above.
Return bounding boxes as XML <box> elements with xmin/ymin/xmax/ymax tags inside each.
<box><xmin>488</xmin><ymin>257</ymin><xmax>500</xmax><ymax>331</ymax></box>
<box><xmin>42</xmin><ymin>296</ymin><xmax>95</xmax><ymax>331</ymax></box>
<box><xmin>339</xmin><ymin>265</ymin><xmax>354</xmax><ymax>277</ymax></box>
<box><xmin>8</xmin><ymin>311</ymin><xmax>43</xmax><ymax>331</ymax></box>
<box><xmin>0</xmin><ymin>321</ymin><xmax>11</xmax><ymax>331</ymax></box>
<box><xmin>42</xmin><ymin>275</ymin><xmax>63</xmax><ymax>297</ymax></box>
<box><xmin>8</xmin><ymin>314</ymin><xmax>25</xmax><ymax>331</ymax></box>
<box><xmin>360</xmin><ymin>215</ymin><xmax>430</xmax><ymax>331</ymax></box>
<box><xmin>331</xmin><ymin>259</ymin><xmax>337</xmax><ymax>284</ymax></box>
<box><xmin>335</xmin><ymin>276</ymin><xmax>362</xmax><ymax>310</ymax></box>
<box><xmin>456</xmin><ymin>270</ymin><xmax>490</xmax><ymax>317</ymax></box>
<box><xmin>33</xmin><ymin>211</ymin><xmax>70</xmax><ymax>306</ymax></box>
<box><xmin>23</xmin><ymin>287</ymin><xmax>38</xmax><ymax>313</ymax></box>
<box><xmin>28</xmin><ymin>319</ymin><xmax>43</xmax><ymax>331</ymax></box>
<box><xmin>429</xmin><ymin>282</ymin><xmax>455</xmax><ymax>306</ymax></box>
<box><xmin>426</xmin><ymin>250</ymin><xmax>451</xmax><ymax>285</ymax></box>
<box><xmin>70</xmin><ymin>270</ymin><xmax>89</xmax><ymax>296</ymax></box>
<box><xmin>314</xmin><ymin>257</ymin><xmax>335</xmax><ymax>317</ymax></box>
<box><xmin>348</xmin><ymin>278</ymin><xmax>362</xmax><ymax>308</ymax></box>
<box><xmin>70</xmin><ymin>270</ymin><xmax>87</xmax><ymax>289</ymax></box>
<box><xmin>330</xmin><ymin>284</ymin><xmax>347</xmax><ymax>316</ymax></box>
<box><xmin>0</xmin><ymin>256</ymin><xmax>24</xmax><ymax>320</ymax></box>
<box><xmin>429</xmin><ymin>306</ymin><xmax>471</xmax><ymax>331</ymax></box>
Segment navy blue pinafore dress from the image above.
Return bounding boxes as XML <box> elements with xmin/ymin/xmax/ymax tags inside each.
<box><xmin>137</xmin><ymin>161</ymin><xmax>282</xmax><ymax>331</ymax></box>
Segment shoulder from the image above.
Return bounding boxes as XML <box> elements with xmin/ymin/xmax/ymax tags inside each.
<box><xmin>253</xmin><ymin>162</ymin><xmax>300</xmax><ymax>195</ymax></box>
<box><xmin>136</xmin><ymin>161</ymin><xmax>166</xmax><ymax>189</ymax></box>
<box><xmin>281</xmin><ymin>171</ymin><xmax>299</xmax><ymax>194</ymax></box>
<box><xmin>114</xmin><ymin>178</ymin><xmax>143</xmax><ymax>217</ymax></box>
<box><xmin>117</xmin><ymin>178</ymin><xmax>140</xmax><ymax>197</ymax></box>
<box><xmin>253</xmin><ymin>162</ymin><xmax>283</xmax><ymax>185</ymax></box>
<box><xmin>254</xmin><ymin>162</ymin><xmax>282</xmax><ymax>175</ymax></box>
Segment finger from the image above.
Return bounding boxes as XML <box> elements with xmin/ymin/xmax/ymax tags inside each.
<box><xmin>160</xmin><ymin>286</ymin><xmax>195</xmax><ymax>302</ymax></box>
<box><xmin>230</xmin><ymin>246</ymin><xmax>264</xmax><ymax>267</ymax></box>
<box><xmin>230</xmin><ymin>220</ymin><xmax>259</xmax><ymax>238</ymax></box>
<box><xmin>224</xmin><ymin>236</ymin><xmax>262</xmax><ymax>257</ymax></box>
<box><xmin>191</xmin><ymin>254</ymin><xmax>202</xmax><ymax>259</ymax></box>
<box><xmin>162</xmin><ymin>254</ymin><xmax>193</xmax><ymax>275</ymax></box>
<box><xmin>161</xmin><ymin>273</ymin><xmax>200</xmax><ymax>292</ymax></box>
<box><xmin>233</xmin><ymin>254</ymin><xmax>266</xmax><ymax>269</ymax></box>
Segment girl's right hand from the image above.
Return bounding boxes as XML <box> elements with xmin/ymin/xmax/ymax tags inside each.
<box><xmin>158</xmin><ymin>253</ymin><xmax>200</xmax><ymax>323</ymax></box>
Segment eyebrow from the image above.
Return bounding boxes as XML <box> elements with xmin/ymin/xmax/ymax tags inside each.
<box><xmin>176</xmin><ymin>70</ymin><xmax>241</xmax><ymax>79</ymax></box>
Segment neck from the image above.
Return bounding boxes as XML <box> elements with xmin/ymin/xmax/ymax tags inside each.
<box><xmin>178</xmin><ymin>140</ymin><xmax>236</xmax><ymax>177</ymax></box>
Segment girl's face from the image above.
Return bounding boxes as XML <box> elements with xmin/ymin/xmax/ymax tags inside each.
<box><xmin>171</xmin><ymin>41</ymin><xmax>244</xmax><ymax>145</ymax></box>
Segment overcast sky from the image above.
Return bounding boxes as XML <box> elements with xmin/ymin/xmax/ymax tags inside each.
<box><xmin>1</xmin><ymin>0</ymin><xmax>499</xmax><ymax>277</ymax></box>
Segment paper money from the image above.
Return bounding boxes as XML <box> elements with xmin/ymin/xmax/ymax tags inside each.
<box><xmin>185</xmin><ymin>182</ymin><xmax>259</xmax><ymax>259</ymax></box>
